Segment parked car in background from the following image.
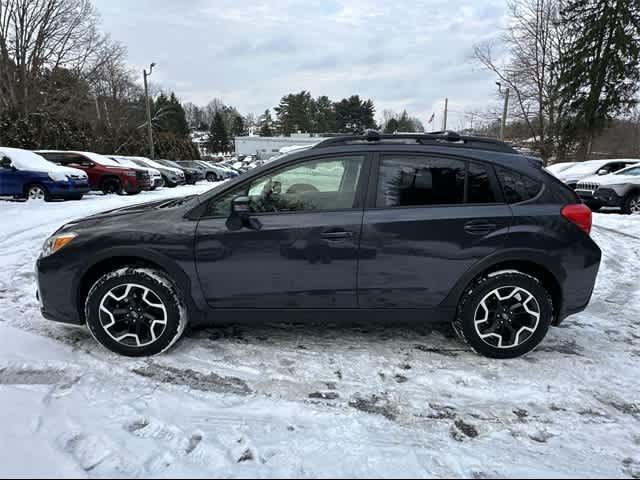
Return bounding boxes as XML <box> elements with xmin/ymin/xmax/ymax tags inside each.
<box><xmin>38</xmin><ymin>151</ymin><xmax>149</xmax><ymax>195</ymax></box>
<box><xmin>199</xmin><ymin>161</ymin><xmax>239</xmax><ymax>179</ymax></box>
<box><xmin>155</xmin><ymin>159</ymin><xmax>204</xmax><ymax>185</ymax></box>
<box><xmin>546</xmin><ymin>162</ymin><xmax>576</xmax><ymax>176</ymax></box>
<box><xmin>555</xmin><ymin>159</ymin><xmax>639</xmax><ymax>189</ymax></box>
<box><xmin>110</xmin><ymin>156</ymin><xmax>164</xmax><ymax>190</ymax></box>
<box><xmin>36</xmin><ymin>132</ymin><xmax>601</xmax><ymax>359</ymax></box>
<box><xmin>576</xmin><ymin>164</ymin><xmax>640</xmax><ymax>214</ymax></box>
<box><xmin>176</xmin><ymin>160</ymin><xmax>225</xmax><ymax>182</ymax></box>
<box><xmin>0</xmin><ymin>147</ymin><xmax>89</xmax><ymax>201</ymax></box>
<box><xmin>127</xmin><ymin>157</ymin><xmax>185</xmax><ymax>188</ymax></box>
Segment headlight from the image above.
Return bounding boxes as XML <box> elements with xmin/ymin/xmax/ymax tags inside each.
<box><xmin>48</xmin><ymin>172</ymin><xmax>69</xmax><ymax>182</ymax></box>
<box><xmin>42</xmin><ymin>232</ymin><xmax>77</xmax><ymax>258</ymax></box>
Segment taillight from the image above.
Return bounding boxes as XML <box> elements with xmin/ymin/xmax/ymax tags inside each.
<box><xmin>561</xmin><ymin>204</ymin><xmax>592</xmax><ymax>235</ymax></box>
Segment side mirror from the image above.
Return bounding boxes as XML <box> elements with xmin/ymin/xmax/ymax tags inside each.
<box><xmin>1</xmin><ymin>156</ymin><xmax>13</xmax><ymax>169</ymax></box>
<box><xmin>597</xmin><ymin>169</ymin><xmax>608</xmax><ymax>176</ymax></box>
<box><xmin>226</xmin><ymin>196</ymin><xmax>262</xmax><ymax>231</ymax></box>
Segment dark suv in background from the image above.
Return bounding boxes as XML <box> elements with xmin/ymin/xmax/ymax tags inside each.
<box><xmin>36</xmin><ymin>132</ymin><xmax>601</xmax><ymax>359</ymax></box>
<box><xmin>38</xmin><ymin>151</ymin><xmax>149</xmax><ymax>195</ymax></box>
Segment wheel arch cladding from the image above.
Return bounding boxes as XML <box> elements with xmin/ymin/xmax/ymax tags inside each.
<box><xmin>446</xmin><ymin>257</ymin><xmax>563</xmax><ymax>321</ymax></box>
<box><xmin>77</xmin><ymin>253</ymin><xmax>202</xmax><ymax>325</ymax></box>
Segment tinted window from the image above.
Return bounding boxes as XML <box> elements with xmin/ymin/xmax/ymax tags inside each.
<box><xmin>496</xmin><ymin>167</ymin><xmax>542</xmax><ymax>204</ymax></box>
<box><xmin>207</xmin><ymin>156</ymin><xmax>364</xmax><ymax>216</ymax></box>
<box><xmin>378</xmin><ymin>156</ymin><xmax>466</xmax><ymax>207</ymax></box>
<box><xmin>468</xmin><ymin>163</ymin><xmax>497</xmax><ymax>204</ymax></box>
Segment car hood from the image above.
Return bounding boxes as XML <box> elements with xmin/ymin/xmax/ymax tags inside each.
<box><xmin>60</xmin><ymin>196</ymin><xmax>199</xmax><ymax>232</ymax></box>
<box><xmin>579</xmin><ymin>173</ymin><xmax>639</xmax><ymax>186</ymax></box>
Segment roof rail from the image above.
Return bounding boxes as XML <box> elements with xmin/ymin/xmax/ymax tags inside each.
<box><xmin>312</xmin><ymin>130</ymin><xmax>518</xmax><ymax>154</ymax></box>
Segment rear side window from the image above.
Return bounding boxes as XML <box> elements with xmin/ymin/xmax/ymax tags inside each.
<box><xmin>496</xmin><ymin>167</ymin><xmax>542</xmax><ymax>204</ymax></box>
<box><xmin>377</xmin><ymin>156</ymin><xmax>466</xmax><ymax>207</ymax></box>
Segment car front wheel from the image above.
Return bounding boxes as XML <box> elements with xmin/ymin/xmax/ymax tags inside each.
<box><xmin>85</xmin><ymin>267</ymin><xmax>187</xmax><ymax>357</ymax></box>
<box><xmin>453</xmin><ymin>271</ymin><xmax>553</xmax><ymax>359</ymax></box>
<box><xmin>25</xmin><ymin>184</ymin><xmax>51</xmax><ymax>202</ymax></box>
<box><xmin>622</xmin><ymin>192</ymin><xmax>640</xmax><ymax>215</ymax></box>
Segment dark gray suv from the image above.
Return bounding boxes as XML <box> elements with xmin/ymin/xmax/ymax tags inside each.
<box><xmin>36</xmin><ymin>132</ymin><xmax>601</xmax><ymax>359</ymax></box>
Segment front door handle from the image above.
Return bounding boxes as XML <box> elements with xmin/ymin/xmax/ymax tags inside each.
<box><xmin>322</xmin><ymin>230</ymin><xmax>354</xmax><ymax>240</ymax></box>
<box><xmin>464</xmin><ymin>221</ymin><xmax>497</xmax><ymax>236</ymax></box>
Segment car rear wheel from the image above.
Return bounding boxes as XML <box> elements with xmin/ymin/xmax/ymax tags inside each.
<box><xmin>101</xmin><ymin>178</ymin><xmax>123</xmax><ymax>195</ymax></box>
<box><xmin>453</xmin><ymin>272</ymin><xmax>553</xmax><ymax>359</ymax></box>
<box><xmin>85</xmin><ymin>267</ymin><xmax>187</xmax><ymax>357</ymax></box>
<box><xmin>622</xmin><ymin>192</ymin><xmax>640</xmax><ymax>215</ymax></box>
<box><xmin>206</xmin><ymin>173</ymin><xmax>218</xmax><ymax>182</ymax></box>
<box><xmin>25</xmin><ymin>184</ymin><xmax>50</xmax><ymax>202</ymax></box>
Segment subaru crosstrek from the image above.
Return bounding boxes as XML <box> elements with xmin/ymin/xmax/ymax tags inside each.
<box><xmin>0</xmin><ymin>147</ymin><xmax>89</xmax><ymax>201</ymax></box>
<box><xmin>36</xmin><ymin>132</ymin><xmax>601</xmax><ymax>359</ymax></box>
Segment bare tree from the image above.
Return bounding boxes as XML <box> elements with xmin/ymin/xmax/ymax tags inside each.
<box><xmin>0</xmin><ymin>0</ymin><xmax>107</xmax><ymax>115</ymax></box>
<box><xmin>474</xmin><ymin>0</ymin><xmax>569</xmax><ymax>161</ymax></box>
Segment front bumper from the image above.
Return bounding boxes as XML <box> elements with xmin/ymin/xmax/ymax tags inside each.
<box><xmin>36</xmin><ymin>255</ymin><xmax>84</xmax><ymax>325</ymax></box>
<box><xmin>576</xmin><ymin>188</ymin><xmax>624</xmax><ymax>208</ymax></box>
<box><xmin>47</xmin><ymin>180</ymin><xmax>91</xmax><ymax>198</ymax></box>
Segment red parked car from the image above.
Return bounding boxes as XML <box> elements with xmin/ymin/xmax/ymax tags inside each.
<box><xmin>38</xmin><ymin>151</ymin><xmax>150</xmax><ymax>195</ymax></box>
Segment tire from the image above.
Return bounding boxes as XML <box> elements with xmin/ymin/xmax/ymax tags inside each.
<box><xmin>25</xmin><ymin>183</ymin><xmax>51</xmax><ymax>202</ymax></box>
<box><xmin>206</xmin><ymin>173</ymin><xmax>218</xmax><ymax>182</ymax></box>
<box><xmin>85</xmin><ymin>267</ymin><xmax>188</xmax><ymax>357</ymax></box>
<box><xmin>101</xmin><ymin>178</ymin><xmax>123</xmax><ymax>195</ymax></box>
<box><xmin>453</xmin><ymin>271</ymin><xmax>553</xmax><ymax>359</ymax></box>
<box><xmin>621</xmin><ymin>192</ymin><xmax>640</xmax><ymax>215</ymax></box>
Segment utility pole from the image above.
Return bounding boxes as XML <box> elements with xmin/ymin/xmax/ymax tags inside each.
<box><xmin>143</xmin><ymin>63</ymin><xmax>156</xmax><ymax>159</ymax></box>
<box><xmin>443</xmin><ymin>98</ymin><xmax>449</xmax><ymax>131</ymax></box>
<box><xmin>497</xmin><ymin>83</ymin><xmax>510</xmax><ymax>141</ymax></box>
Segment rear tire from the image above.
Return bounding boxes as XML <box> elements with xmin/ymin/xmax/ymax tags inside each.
<box><xmin>101</xmin><ymin>178</ymin><xmax>123</xmax><ymax>195</ymax></box>
<box><xmin>206</xmin><ymin>173</ymin><xmax>218</xmax><ymax>182</ymax></box>
<box><xmin>453</xmin><ymin>272</ymin><xmax>553</xmax><ymax>359</ymax></box>
<box><xmin>85</xmin><ymin>267</ymin><xmax>187</xmax><ymax>357</ymax></box>
<box><xmin>622</xmin><ymin>192</ymin><xmax>640</xmax><ymax>215</ymax></box>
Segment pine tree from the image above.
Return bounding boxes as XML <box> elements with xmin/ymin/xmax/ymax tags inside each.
<box><xmin>559</xmin><ymin>0</ymin><xmax>640</xmax><ymax>159</ymax></box>
<box><xmin>259</xmin><ymin>109</ymin><xmax>274</xmax><ymax>137</ymax></box>
<box><xmin>208</xmin><ymin>111</ymin><xmax>230</xmax><ymax>154</ymax></box>
<box><xmin>275</xmin><ymin>91</ymin><xmax>314</xmax><ymax>135</ymax></box>
<box><xmin>232</xmin><ymin>115</ymin><xmax>246</xmax><ymax>136</ymax></box>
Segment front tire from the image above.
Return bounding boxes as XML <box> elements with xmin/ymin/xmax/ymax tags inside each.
<box><xmin>453</xmin><ymin>272</ymin><xmax>553</xmax><ymax>359</ymax></box>
<box><xmin>101</xmin><ymin>178</ymin><xmax>124</xmax><ymax>195</ymax></box>
<box><xmin>85</xmin><ymin>268</ymin><xmax>187</xmax><ymax>357</ymax></box>
<box><xmin>25</xmin><ymin>184</ymin><xmax>51</xmax><ymax>202</ymax></box>
<box><xmin>622</xmin><ymin>192</ymin><xmax>640</xmax><ymax>215</ymax></box>
<box><xmin>206</xmin><ymin>173</ymin><xmax>218</xmax><ymax>182</ymax></box>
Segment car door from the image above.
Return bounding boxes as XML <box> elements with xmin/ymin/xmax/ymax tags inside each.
<box><xmin>358</xmin><ymin>153</ymin><xmax>513</xmax><ymax>309</ymax></box>
<box><xmin>195</xmin><ymin>154</ymin><xmax>370</xmax><ymax>309</ymax></box>
<box><xmin>0</xmin><ymin>154</ymin><xmax>22</xmax><ymax>196</ymax></box>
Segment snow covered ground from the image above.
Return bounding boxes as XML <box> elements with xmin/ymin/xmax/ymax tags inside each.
<box><xmin>0</xmin><ymin>186</ymin><xmax>639</xmax><ymax>479</ymax></box>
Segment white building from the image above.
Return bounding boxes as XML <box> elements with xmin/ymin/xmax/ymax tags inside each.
<box><xmin>234</xmin><ymin>134</ymin><xmax>328</xmax><ymax>160</ymax></box>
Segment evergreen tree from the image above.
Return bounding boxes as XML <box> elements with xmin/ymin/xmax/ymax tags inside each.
<box><xmin>313</xmin><ymin>95</ymin><xmax>336</xmax><ymax>134</ymax></box>
<box><xmin>559</xmin><ymin>0</ymin><xmax>640</xmax><ymax>159</ymax></box>
<box><xmin>275</xmin><ymin>91</ymin><xmax>314</xmax><ymax>135</ymax></box>
<box><xmin>259</xmin><ymin>109</ymin><xmax>274</xmax><ymax>137</ymax></box>
<box><xmin>232</xmin><ymin>115</ymin><xmax>246</xmax><ymax>136</ymax></box>
<box><xmin>208</xmin><ymin>111</ymin><xmax>230</xmax><ymax>154</ymax></box>
<box><xmin>384</xmin><ymin>118</ymin><xmax>400</xmax><ymax>134</ymax></box>
<box><xmin>334</xmin><ymin>95</ymin><xmax>376</xmax><ymax>133</ymax></box>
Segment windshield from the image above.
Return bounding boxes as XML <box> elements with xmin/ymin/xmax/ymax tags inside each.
<box><xmin>133</xmin><ymin>157</ymin><xmax>171</xmax><ymax>170</ymax></box>
<box><xmin>161</xmin><ymin>160</ymin><xmax>182</xmax><ymax>169</ymax></box>
<box><xmin>111</xmin><ymin>157</ymin><xmax>141</xmax><ymax>169</ymax></box>
<box><xmin>78</xmin><ymin>151</ymin><xmax>123</xmax><ymax>167</ymax></box>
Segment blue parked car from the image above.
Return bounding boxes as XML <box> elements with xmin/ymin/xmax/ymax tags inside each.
<box><xmin>0</xmin><ymin>147</ymin><xmax>90</xmax><ymax>201</ymax></box>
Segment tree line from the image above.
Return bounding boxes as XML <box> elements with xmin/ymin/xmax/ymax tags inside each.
<box><xmin>0</xmin><ymin>0</ymin><xmax>200</xmax><ymax>159</ymax></box>
<box><xmin>195</xmin><ymin>91</ymin><xmax>426</xmax><ymax>154</ymax></box>
<box><xmin>474</xmin><ymin>0</ymin><xmax>640</xmax><ymax>163</ymax></box>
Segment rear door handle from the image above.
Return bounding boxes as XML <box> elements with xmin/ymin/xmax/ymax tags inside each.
<box><xmin>464</xmin><ymin>221</ymin><xmax>497</xmax><ymax>236</ymax></box>
<box><xmin>322</xmin><ymin>230</ymin><xmax>354</xmax><ymax>240</ymax></box>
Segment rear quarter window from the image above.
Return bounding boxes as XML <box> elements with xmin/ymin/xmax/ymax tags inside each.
<box><xmin>496</xmin><ymin>166</ymin><xmax>543</xmax><ymax>204</ymax></box>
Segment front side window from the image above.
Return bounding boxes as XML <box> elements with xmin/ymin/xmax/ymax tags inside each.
<box><xmin>377</xmin><ymin>156</ymin><xmax>466</xmax><ymax>207</ymax></box>
<box><xmin>207</xmin><ymin>156</ymin><xmax>364</xmax><ymax>216</ymax></box>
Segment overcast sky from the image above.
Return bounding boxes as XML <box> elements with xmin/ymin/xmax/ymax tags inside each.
<box><xmin>93</xmin><ymin>0</ymin><xmax>507</xmax><ymax>129</ymax></box>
